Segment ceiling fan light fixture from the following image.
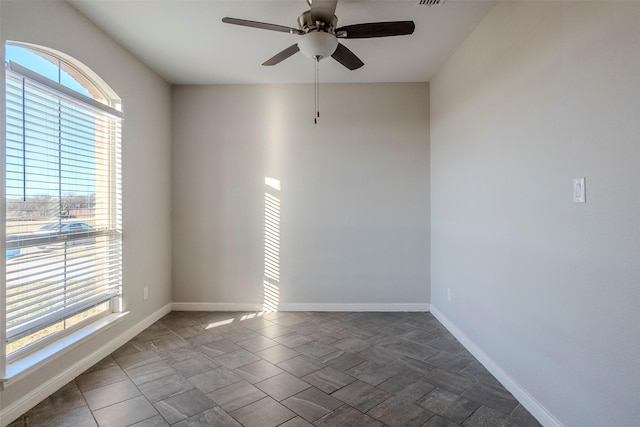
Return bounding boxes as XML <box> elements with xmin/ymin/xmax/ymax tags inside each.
<box><xmin>298</xmin><ymin>31</ymin><xmax>338</xmax><ymax>60</ymax></box>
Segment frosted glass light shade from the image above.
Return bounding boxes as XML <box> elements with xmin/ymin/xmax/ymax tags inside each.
<box><xmin>298</xmin><ymin>31</ymin><xmax>338</xmax><ymax>60</ymax></box>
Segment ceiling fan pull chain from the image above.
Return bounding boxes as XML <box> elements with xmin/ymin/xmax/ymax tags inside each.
<box><xmin>314</xmin><ymin>56</ymin><xmax>320</xmax><ymax>124</ymax></box>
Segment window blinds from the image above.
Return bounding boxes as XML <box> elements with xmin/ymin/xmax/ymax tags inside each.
<box><xmin>5</xmin><ymin>64</ymin><xmax>122</xmax><ymax>351</ymax></box>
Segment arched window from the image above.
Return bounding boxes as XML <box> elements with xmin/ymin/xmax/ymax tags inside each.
<box><xmin>3</xmin><ymin>42</ymin><xmax>123</xmax><ymax>368</ymax></box>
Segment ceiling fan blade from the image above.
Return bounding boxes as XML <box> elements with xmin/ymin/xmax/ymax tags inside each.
<box><xmin>331</xmin><ymin>43</ymin><xmax>364</xmax><ymax>70</ymax></box>
<box><xmin>262</xmin><ymin>44</ymin><xmax>301</xmax><ymax>66</ymax></box>
<box><xmin>336</xmin><ymin>21</ymin><xmax>415</xmax><ymax>39</ymax></box>
<box><xmin>222</xmin><ymin>17</ymin><xmax>303</xmax><ymax>35</ymax></box>
<box><xmin>310</xmin><ymin>0</ymin><xmax>338</xmax><ymax>24</ymax></box>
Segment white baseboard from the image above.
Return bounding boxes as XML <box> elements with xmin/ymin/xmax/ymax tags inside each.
<box><xmin>172</xmin><ymin>302</ymin><xmax>430</xmax><ymax>312</ymax></box>
<box><xmin>429</xmin><ymin>305</ymin><xmax>563</xmax><ymax>427</ymax></box>
<box><xmin>279</xmin><ymin>303</ymin><xmax>431</xmax><ymax>312</ymax></box>
<box><xmin>1</xmin><ymin>303</ymin><xmax>172</xmax><ymax>427</ymax></box>
<box><xmin>172</xmin><ymin>302</ymin><xmax>263</xmax><ymax>312</ymax></box>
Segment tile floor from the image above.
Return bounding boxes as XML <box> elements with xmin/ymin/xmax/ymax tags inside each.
<box><xmin>9</xmin><ymin>311</ymin><xmax>542</xmax><ymax>427</ymax></box>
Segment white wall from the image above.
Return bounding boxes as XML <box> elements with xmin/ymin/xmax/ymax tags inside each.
<box><xmin>0</xmin><ymin>1</ymin><xmax>173</xmax><ymax>422</ymax></box>
<box><xmin>172</xmin><ymin>83</ymin><xmax>430</xmax><ymax>311</ymax></box>
<box><xmin>430</xmin><ymin>2</ymin><xmax>640</xmax><ymax>426</ymax></box>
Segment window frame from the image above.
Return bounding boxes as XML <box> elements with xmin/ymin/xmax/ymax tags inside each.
<box><xmin>2</xmin><ymin>42</ymin><xmax>124</xmax><ymax>380</ymax></box>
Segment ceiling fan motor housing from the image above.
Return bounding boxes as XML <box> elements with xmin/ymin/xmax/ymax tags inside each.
<box><xmin>297</xmin><ymin>10</ymin><xmax>338</xmax><ymax>32</ymax></box>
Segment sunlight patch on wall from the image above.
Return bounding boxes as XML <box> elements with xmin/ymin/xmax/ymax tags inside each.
<box><xmin>264</xmin><ymin>177</ymin><xmax>281</xmax><ymax>312</ymax></box>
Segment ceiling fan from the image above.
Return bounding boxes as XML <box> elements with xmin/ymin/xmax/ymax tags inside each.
<box><xmin>222</xmin><ymin>0</ymin><xmax>415</xmax><ymax>122</ymax></box>
<box><xmin>222</xmin><ymin>0</ymin><xmax>415</xmax><ymax>70</ymax></box>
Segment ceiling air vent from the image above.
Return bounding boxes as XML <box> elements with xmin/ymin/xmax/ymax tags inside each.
<box><xmin>417</xmin><ymin>0</ymin><xmax>446</xmax><ymax>5</ymax></box>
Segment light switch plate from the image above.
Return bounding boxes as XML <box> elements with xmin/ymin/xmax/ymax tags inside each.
<box><xmin>573</xmin><ymin>178</ymin><xmax>586</xmax><ymax>203</ymax></box>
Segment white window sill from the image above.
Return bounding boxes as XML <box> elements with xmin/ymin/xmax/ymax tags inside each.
<box><xmin>2</xmin><ymin>312</ymin><xmax>128</xmax><ymax>386</ymax></box>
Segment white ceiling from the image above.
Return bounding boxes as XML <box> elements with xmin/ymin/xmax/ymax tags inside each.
<box><xmin>68</xmin><ymin>0</ymin><xmax>496</xmax><ymax>85</ymax></box>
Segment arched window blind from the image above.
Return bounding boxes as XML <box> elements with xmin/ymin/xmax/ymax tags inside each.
<box><xmin>4</xmin><ymin>45</ymin><xmax>122</xmax><ymax>360</ymax></box>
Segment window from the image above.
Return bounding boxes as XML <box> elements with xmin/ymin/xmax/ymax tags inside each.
<box><xmin>3</xmin><ymin>42</ymin><xmax>123</xmax><ymax>369</ymax></box>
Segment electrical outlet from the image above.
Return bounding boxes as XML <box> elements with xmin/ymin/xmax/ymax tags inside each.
<box><xmin>447</xmin><ymin>288</ymin><xmax>452</xmax><ymax>302</ymax></box>
<box><xmin>143</xmin><ymin>287</ymin><xmax>149</xmax><ymax>301</ymax></box>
